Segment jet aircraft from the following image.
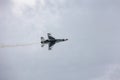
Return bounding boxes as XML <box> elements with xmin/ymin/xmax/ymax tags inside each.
<box><xmin>41</xmin><ymin>33</ymin><xmax>68</xmax><ymax>50</ymax></box>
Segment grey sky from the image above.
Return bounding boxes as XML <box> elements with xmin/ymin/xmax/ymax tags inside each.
<box><xmin>0</xmin><ymin>0</ymin><xmax>120</xmax><ymax>80</ymax></box>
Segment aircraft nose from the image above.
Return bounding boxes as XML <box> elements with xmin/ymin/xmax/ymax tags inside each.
<box><xmin>64</xmin><ymin>39</ymin><xmax>68</xmax><ymax>41</ymax></box>
<box><xmin>65</xmin><ymin>39</ymin><xmax>68</xmax><ymax>41</ymax></box>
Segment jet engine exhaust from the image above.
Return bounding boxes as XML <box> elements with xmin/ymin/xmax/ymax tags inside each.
<box><xmin>0</xmin><ymin>42</ymin><xmax>39</xmax><ymax>48</ymax></box>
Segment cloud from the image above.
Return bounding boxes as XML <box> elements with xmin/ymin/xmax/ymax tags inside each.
<box><xmin>11</xmin><ymin>0</ymin><xmax>36</xmax><ymax>16</ymax></box>
<box><xmin>93</xmin><ymin>64</ymin><xmax>120</xmax><ymax>80</ymax></box>
<box><xmin>1</xmin><ymin>0</ymin><xmax>120</xmax><ymax>80</ymax></box>
<box><xmin>0</xmin><ymin>0</ymin><xmax>66</xmax><ymax>43</ymax></box>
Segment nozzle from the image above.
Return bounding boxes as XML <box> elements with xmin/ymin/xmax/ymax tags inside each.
<box><xmin>41</xmin><ymin>41</ymin><xmax>44</xmax><ymax>44</ymax></box>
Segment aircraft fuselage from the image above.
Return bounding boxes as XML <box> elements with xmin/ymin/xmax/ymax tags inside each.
<box><xmin>41</xmin><ymin>39</ymin><xmax>68</xmax><ymax>44</ymax></box>
<box><xmin>41</xmin><ymin>33</ymin><xmax>68</xmax><ymax>50</ymax></box>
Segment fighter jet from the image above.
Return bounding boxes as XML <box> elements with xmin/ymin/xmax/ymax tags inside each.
<box><xmin>41</xmin><ymin>33</ymin><xmax>68</xmax><ymax>50</ymax></box>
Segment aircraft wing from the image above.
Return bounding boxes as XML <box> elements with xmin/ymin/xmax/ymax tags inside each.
<box><xmin>48</xmin><ymin>42</ymin><xmax>55</xmax><ymax>50</ymax></box>
<box><xmin>47</xmin><ymin>33</ymin><xmax>55</xmax><ymax>40</ymax></box>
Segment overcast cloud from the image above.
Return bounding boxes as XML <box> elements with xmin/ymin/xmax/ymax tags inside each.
<box><xmin>0</xmin><ymin>0</ymin><xmax>120</xmax><ymax>80</ymax></box>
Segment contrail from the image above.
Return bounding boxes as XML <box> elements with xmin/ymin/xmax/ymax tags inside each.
<box><xmin>0</xmin><ymin>42</ymin><xmax>40</xmax><ymax>48</ymax></box>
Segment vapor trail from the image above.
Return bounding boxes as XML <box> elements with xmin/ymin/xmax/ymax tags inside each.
<box><xmin>0</xmin><ymin>42</ymin><xmax>40</xmax><ymax>48</ymax></box>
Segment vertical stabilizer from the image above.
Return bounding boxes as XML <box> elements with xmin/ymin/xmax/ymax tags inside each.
<box><xmin>41</xmin><ymin>37</ymin><xmax>45</xmax><ymax>42</ymax></box>
<box><xmin>41</xmin><ymin>37</ymin><xmax>45</xmax><ymax>47</ymax></box>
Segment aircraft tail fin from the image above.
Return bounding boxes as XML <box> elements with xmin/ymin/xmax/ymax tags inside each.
<box><xmin>41</xmin><ymin>37</ymin><xmax>45</xmax><ymax>47</ymax></box>
<box><xmin>41</xmin><ymin>37</ymin><xmax>45</xmax><ymax>42</ymax></box>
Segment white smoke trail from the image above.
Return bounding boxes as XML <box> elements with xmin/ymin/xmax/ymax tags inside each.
<box><xmin>0</xmin><ymin>42</ymin><xmax>40</xmax><ymax>48</ymax></box>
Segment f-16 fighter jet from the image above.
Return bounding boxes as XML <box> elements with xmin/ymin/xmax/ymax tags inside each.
<box><xmin>41</xmin><ymin>33</ymin><xmax>68</xmax><ymax>50</ymax></box>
